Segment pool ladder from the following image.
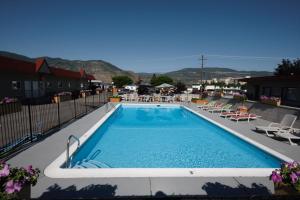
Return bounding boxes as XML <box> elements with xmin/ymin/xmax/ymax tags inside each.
<box><xmin>66</xmin><ymin>135</ymin><xmax>80</xmax><ymax>168</ymax></box>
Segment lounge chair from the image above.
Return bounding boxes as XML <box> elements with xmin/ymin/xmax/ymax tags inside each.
<box><xmin>220</xmin><ymin>111</ymin><xmax>240</xmax><ymax>118</ymax></box>
<box><xmin>273</xmin><ymin>129</ymin><xmax>300</xmax><ymax>145</ymax></box>
<box><xmin>208</xmin><ymin>104</ymin><xmax>232</xmax><ymax>113</ymax></box>
<box><xmin>203</xmin><ymin>102</ymin><xmax>224</xmax><ymax>111</ymax></box>
<box><xmin>230</xmin><ymin>113</ymin><xmax>260</xmax><ymax>122</ymax></box>
<box><xmin>198</xmin><ymin>101</ymin><xmax>216</xmax><ymax>109</ymax></box>
<box><xmin>255</xmin><ymin>114</ymin><xmax>297</xmax><ymax>137</ymax></box>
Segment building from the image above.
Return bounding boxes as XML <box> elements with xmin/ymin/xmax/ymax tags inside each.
<box><xmin>240</xmin><ymin>75</ymin><xmax>300</xmax><ymax>107</ymax></box>
<box><xmin>0</xmin><ymin>55</ymin><xmax>95</xmax><ymax>100</ymax></box>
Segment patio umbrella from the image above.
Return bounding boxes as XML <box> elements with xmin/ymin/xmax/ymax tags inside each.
<box><xmin>155</xmin><ymin>83</ymin><xmax>175</xmax><ymax>88</ymax></box>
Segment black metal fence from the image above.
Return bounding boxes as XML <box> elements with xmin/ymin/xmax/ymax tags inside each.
<box><xmin>0</xmin><ymin>91</ymin><xmax>111</xmax><ymax>157</ymax></box>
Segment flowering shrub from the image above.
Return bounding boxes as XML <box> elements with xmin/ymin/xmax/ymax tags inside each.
<box><xmin>201</xmin><ymin>91</ymin><xmax>208</xmax><ymax>99</ymax></box>
<box><xmin>270</xmin><ymin>161</ymin><xmax>300</xmax><ymax>191</ymax></box>
<box><xmin>0</xmin><ymin>162</ymin><xmax>40</xmax><ymax>199</ymax></box>
<box><xmin>260</xmin><ymin>95</ymin><xmax>281</xmax><ymax>102</ymax></box>
<box><xmin>55</xmin><ymin>91</ymin><xmax>72</xmax><ymax>97</ymax></box>
<box><xmin>0</xmin><ymin>97</ymin><xmax>18</xmax><ymax>104</ymax></box>
<box><xmin>233</xmin><ymin>93</ymin><xmax>247</xmax><ymax>102</ymax></box>
<box><xmin>213</xmin><ymin>91</ymin><xmax>222</xmax><ymax>98</ymax></box>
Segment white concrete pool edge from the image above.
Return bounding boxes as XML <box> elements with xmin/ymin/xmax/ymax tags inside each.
<box><xmin>44</xmin><ymin>103</ymin><xmax>293</xmax><ymax>178</ymax></box>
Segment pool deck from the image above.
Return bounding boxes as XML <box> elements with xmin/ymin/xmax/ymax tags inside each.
<box><xmin>7</xmin><ymin>102</ymin><xmax>300</xmax><ymax>199</ymax></box>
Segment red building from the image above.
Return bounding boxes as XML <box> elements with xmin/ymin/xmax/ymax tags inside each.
<box><xmin>0</xmin><ymin>55</ymin><xmax>95</xmax><ymax>100</ymax></box>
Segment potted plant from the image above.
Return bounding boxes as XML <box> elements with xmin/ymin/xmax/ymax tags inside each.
<box><xmin>0</xmin><ymin>162</ymin><xmax>40</xmax><ymax>199</ymax></box>
<box><xmin>270</xmin><ymin>161</ymin><xmax>300</xmax><ymax>195</ymax></box>
<box><xmin>109</xmin><ymin>96</ymin><xmax>121</xmax><ymax>102</ymax></box>
<box><xmin>191</xmin><ymin>92</ymin><xmax>208</xmax><ymax>104</ymax></box>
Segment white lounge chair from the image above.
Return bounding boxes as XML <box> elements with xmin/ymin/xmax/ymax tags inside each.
<box><xmin>208</xmin><ymin>104</ymin><xmax>232</xmax><ymax>113</ymax></box>
<box><xmin>273</xmin><ymin>129</ymin><xmax>300</xmax><ymax>145</ymax></box>
<box><xmin>255</xmin><ymin>114</ymin><xmax>297</xmax><ymax>137</ymax></box>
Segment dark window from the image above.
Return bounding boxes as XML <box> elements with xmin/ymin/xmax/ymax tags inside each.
<box><xmin>262</xmin><ymin>87</ymin><xmax>271</xmax><ymax>96</ymax></box>
<box><xmin>271</xmin><ymin>87</ymin><xmax>281</xmax><ymax>97</ymax></box>
<box><xmin>12</xmin><ymin>81</ymin><xmax>21</xmax><ymax>90</ymax></box>
<box><xmin>284</xmin><ymin>88</ymin><xmax>298</xmax><ymax>101</ymax></box>
<box><xmin>46</xmin><ymin>81</ymin><xmax>52</xmax><ymax>88</ymax></box>
<box><xmin>58</xmin><ymin>81</ymin><xmax>63</xmax><ymax>88</ymax></box>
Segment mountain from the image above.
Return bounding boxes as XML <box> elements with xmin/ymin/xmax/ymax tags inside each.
<box><xmin>0</xmin><ymin>51</ymin><xmax>138</xmax><ymax>83</ymax></box>
<box><xmin>138</xmin><ymin>68</ymin><xmax>273</xmax><ymax>85</ymax></box>
<box><xmin>0</xmin><ymin>51</ymin><xmax>273</xmax><ymax>84</ymax></box>
<box><xmin>42</xmin><ymin>57</ymin><xmax>138</xmax><ymax>83</ymax></box>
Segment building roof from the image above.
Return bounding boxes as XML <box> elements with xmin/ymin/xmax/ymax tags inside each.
<box><xmin>0</xmin><ymin>55</ymin><xmax>37</xmax><ymax>74</ymax></box>
<box><xmin>239</xmin><ymin>75</ymin><xmax>300</xmax><ymax>82</ymax></box>
<box><xmin>0</xmin><ymin>55</ymin><xmax>95</xmax><ymax>80</ymax></box>
<box><xmin>86</xmin><ymin>74</ymin><xmax>96</xmax><ymax>80</ymax></box>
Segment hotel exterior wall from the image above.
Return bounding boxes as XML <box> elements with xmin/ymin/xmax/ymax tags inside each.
<box><xmin>0</xmin><ymin>72</ymin><xmax>90</xmax><ymax>100</ymax></box>
<box><xmin>245</xmin><ymin>79</ymin><xmax>300</xmax><ymax>107</ymax></box>
<box><xmin>0</xmin><ymin>73</ymin><xmax>39</xmax><ymax>99</ymax></box>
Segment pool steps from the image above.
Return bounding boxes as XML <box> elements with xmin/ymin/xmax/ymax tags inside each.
<box><xmin>73</xmin><ymin>159</ymin><xmax>111</xmax><ymax>168</ymax></box>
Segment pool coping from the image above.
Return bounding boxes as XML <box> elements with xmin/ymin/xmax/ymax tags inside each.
<box><xmin>44</xmin><ymin>103</ymin><xmax>293</xmax><ymax>178</ymax></box>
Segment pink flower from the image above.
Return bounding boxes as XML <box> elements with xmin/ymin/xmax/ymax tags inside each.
<box><xmin>271</xmin><ymin>170</ymin><xmax>282</xmax><ymax>183</ymax></box>
<box><xmin>0</xmin><ymin>164</ymin><xmax>10</xmax><ymax>177</ymax></box>
<box><xmin>5</xmin><ymin>180</ymin><xmax>22</xmax><ymax>194</ymax></box>
<box><xmin>290</xmin><ymin>172</ymin><xmax>298</xmax><ymax>184</ymax></box>
<box><xmin>26</xmin><ymin>165</ymin><xmax>34</xmax><ymax>175</ymax></box>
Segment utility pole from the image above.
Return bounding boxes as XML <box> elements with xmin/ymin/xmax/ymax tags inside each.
<box><xmin>199</xmin><ymin>55</ymin><xmax>207</xmax><ymax>92</ymax></box>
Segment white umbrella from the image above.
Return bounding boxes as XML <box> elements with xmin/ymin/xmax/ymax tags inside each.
<box><xmin>155</xmin><ymin>83</ymin><xmax>175</xmax><ymax>88</ymax></box>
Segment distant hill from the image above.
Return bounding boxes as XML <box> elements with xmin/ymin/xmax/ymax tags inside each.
<box><xmin>138</xmin><ymin>67</ymin><xmax>273</xmax><ymax>85</ymax></box>
<box><xmin>0</xmin><ymin>51</ymin><xmax>138</xmax><ymax>83</ymax></box>
<box><xmin>41</xmin><ymin>57</ymin><xmax>138</xmax><ymax>83</ymax></box>
<box><xmin>0</xmin><ymin>51</ymin><xmax>273</xmax><ymax>84</ymax></box>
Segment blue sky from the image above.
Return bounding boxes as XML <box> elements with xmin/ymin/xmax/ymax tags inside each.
<box><xmin>0</xmin><ymin>0</ymin><xmax>299</xmax><ymax>72</ymax></box>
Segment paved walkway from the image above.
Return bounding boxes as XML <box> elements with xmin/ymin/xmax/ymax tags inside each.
<box><xmin>7</xmin><ymin>103</ymin><xmax>300</xmax><ymax>199</ymax></box>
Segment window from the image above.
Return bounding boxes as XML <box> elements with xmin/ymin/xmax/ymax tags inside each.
<box><xmin>262</xmin><ymin>87</ymin><xmax>271</xmax><ymax>96</ymax></box>
<box><xmin>80</xmin><ymin>83</ymin><xmax>84</xmax><ymax>88</ymax></box>
<box><xmin>46</xmin><ymin>81</ymin><xmax>52</xmax><ymax>88</ymax></box>
<box><xmin>58</xmin><ymin>81</ymin><xmax>63</xmax><ymax>88</ymax></box>
<box><xmin>39</xmin><ymin>81</ymin><xmax>45</xmax><ymax>89</ymax></box>
<box><xmin>285</xmin><ymin>88</ymin><xmax>298</xmax><ymax>101</ymax></box>
<box><xmin>12</xmin><ymin>81</ymin><xmax>21</xmax><ymax>90</ymax></box>
<box><xmin>271</xmin><ymin>87</ymin><xmax>281</xmax><ymax>97</ymax></box>
<box><xmin>68</xmin><ymin>82</ymin><xmax>71</xmax><ymax>88</ymax></box>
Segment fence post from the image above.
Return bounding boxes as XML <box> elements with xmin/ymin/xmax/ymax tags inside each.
<box><xmin>99</xmin><ymin>92</ymin><xmax>102</xmax><ymax>107</ymax></box>
<box><xmin>27</xmin><ymin>104</ymin><xmax>33</xmax><ymax>142</ymax></box>
<box><xmin>92</xmin><ymin>94</ymin><xmax>95</xmax><ymax>107</ymax></box>
<box><xmin>85</xmin><ymin>94</ymin><xmax>87</xmax><ymax>114</ymax></box>
<box><xmin>73</xmin><ymin>98</ymin><xmax>76</xmax><ymax>118</ymax></box>
<box><xmin>57</xmin><ymin>102</ymin><xmax>61</xmax><ymax>128</ymax></box>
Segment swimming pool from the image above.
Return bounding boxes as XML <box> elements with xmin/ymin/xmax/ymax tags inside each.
<box><xmin>45</xmin><ymin>103</ymin><xmax>292</xmax><ymax>178</ymax></box>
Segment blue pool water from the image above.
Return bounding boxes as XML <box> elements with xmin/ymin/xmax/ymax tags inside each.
<box><xmin>70</xmin><ymin>104</ymin><xmax>281</xmax><ymax>168</ymax></box>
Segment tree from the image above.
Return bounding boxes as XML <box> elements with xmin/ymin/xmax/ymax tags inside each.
<box><xmin>137</xmin><ymin>85</ymin><xmax>149</xmax><ymax>95</ymax></box>
<box><xmin>175</xmin><ymin>81</ymin><xmax>186</xmax><ymax>94</ymax></box>
<box><xmin>274</xmin><ymin>59</ymin><xmax>300</xmax><ymax>75</ymax></box>
<box><xmin>112</xmin><ymin>76</ymin><xmax>133</xmax><ymax>88</ymax></box>
<box><xmin>150</xmin><ymin>74</ymin><xmax>157</xmax><ymax>86</ymax></box>
<box><xmin>150</xmin><ymin>75</ymin><xmax>173</xmax><ymax>86</ymax></box>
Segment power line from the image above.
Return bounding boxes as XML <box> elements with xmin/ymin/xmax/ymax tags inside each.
<box><xmin>134</xmin><ymin>53</ymin><xmax>295</xmax><ymax>63</ymax></box>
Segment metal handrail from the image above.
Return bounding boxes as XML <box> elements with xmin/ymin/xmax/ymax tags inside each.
<box><xmin>66</xmin><ymin>135</ymin><xmax>80</xmax><ymax>168</ymax></box>
<box><xmin>106</xmin><ymin>102</ymin><xmax>117</xmax><ymax>112</ymax></box>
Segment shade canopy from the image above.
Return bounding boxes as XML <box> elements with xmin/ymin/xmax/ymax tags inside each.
<box><xmin>155</xmin><ymin>83</ymin><xmax>175</xmax><ymax>88</ymax></box>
